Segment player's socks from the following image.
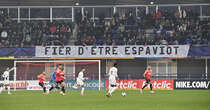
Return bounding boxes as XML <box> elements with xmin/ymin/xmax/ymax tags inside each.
<box><xmin>2</xmin><ymin>86</ymin><xmax>5</xmax><ymax>92</ymax></box>
<box><xmin>61</xmin><ymin>86</ymin><xmax>65</xmax><ymax>93</ymax></box>
<box><xmin>81</xmin><ymin>87</ymin><xmax>85</xmax><ymax>95</ymax></box>
<box><xmin>110</xmin><ymin>87</ymin><xmax>117</xmax><ymax>94</ymax></box>
<box><xmin>108</xmin><ymin>87</ymin><xmax>112</xmax><ymax>94</ymax></box>
<box><xmin>108</xmin><ymin>87</ymin><xmax>114</xmax><ymax>95</ymax></box>
<box><xmin>0</xmin><ymin>87</ymin><xmax>3</xmax><ymax>93</ymax></box>
<box><xmin>56</xmin><ymin>86</ymin><xmax>60</xmax><ymax>90</ymax></box>
<box><xmin>142</xmin><ymin>84</ymin><xmax>147</xmax><ymax>90</ymax></box>
<box><xmin>43</xmin><ymin>87</ymin><xmax>46</xmax><ymax>93</ymax></box>
<box><xmin>106</xmin><ymin>90</ymin><xmax>112</xmax><ymax>97</ymax></box>
<box><xmin>140</xmin><ymin>89</ymin><xmax>143</xmax><ymax>94</ymax></box>
<box><xmin>150</xmin><ymin>84</ymin><xmax>153</xmax><ymax>91</ymax></box>
<box><xmin>7</xmin><ymin>86</ymin><xmax>10</xmax><ymax>94</ymax></box>
<box><xmin>49</xmin><ymin>86</ymin><xmax>54</xmax><ymax>91</ymax></box>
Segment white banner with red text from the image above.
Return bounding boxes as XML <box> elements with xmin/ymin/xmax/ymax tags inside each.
<box><xmin>0</xmin><ymin>80</ymin><xmax>50</xmax><ymax>90</ymax></box>
<box><xmin>106</xmin><ymin>79</ymin><xmax>174</xmax><ymax>90</ymax></box>
<box><xmin>26</xmin><ymin>80</ymin><xmax>51</xmax><ymax>90</ymax></box>
<box><xmin>0</xmin><ymin>80</ymin><xmax>29</xmax><ymax>89</ymax></box>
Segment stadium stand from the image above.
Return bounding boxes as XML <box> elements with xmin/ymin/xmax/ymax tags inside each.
<box><xmin>0</xmin><ymin>5</ymin><xmax>210</xmax><ymax>47</ymax></box>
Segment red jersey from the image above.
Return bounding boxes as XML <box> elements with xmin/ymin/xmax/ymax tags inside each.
<box><xmin>145</xmin><ymin>69</ymin><xmax>152</xmax><ymax>79</ymax></box>
<box><xmin>39</xmin><ymin>74</ymin><xmax>45</xmax><ymax>83</ymax></box>
<box><xmin>56</xmin><ymin>68</ymin><xmax>64</xmax><ymax>81</ymax></box>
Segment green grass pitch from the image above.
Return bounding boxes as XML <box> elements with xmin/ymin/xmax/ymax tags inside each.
<box><xmin>0</xmin><ymin>90</ymin><xmax>210</xmax><ymax>110</ymax></box>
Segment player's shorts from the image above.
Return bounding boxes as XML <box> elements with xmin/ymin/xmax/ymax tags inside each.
<box><xmin>56</xmin><ymin>80</ymin><xmax>64</xmax><ymax>85</ymax></box>
<box><xmin>4</xmin><ymin>80</ymin><xmax>9</xmax><ymax>85</ymax></box>
<box><xmin>145</xmin><ymin>78</ymin><xmax>151</xmax><ymax>84</ymax></box>
<box><xmin>77</xmin><ymin>78</ymin><xmax>84</xmax><ymax>86</ymax></box>
<box><xmin>109</xmin><ymin>78</ymin><xmax>117</xmax><ymax>86</ymax></box>
<box><xmin>39</xmin><ymin>82</ymin><xmax>45</xmax><ymax>88</ymax></box>
<box><xmin>50</xmin><ymin>80</ymin><xmax>57</xmax><ymax>84</ymax></box>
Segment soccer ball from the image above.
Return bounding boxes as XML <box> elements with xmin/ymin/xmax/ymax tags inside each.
<box><xmin>121</xmin><ymin>92</ymin><xmax>126</xmax><ymax>97</ymax></box>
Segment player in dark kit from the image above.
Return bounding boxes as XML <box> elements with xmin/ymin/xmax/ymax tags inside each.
<box><xmin>56</xmin><ymin>64</ymin><xmax>66</xmax><ymax>95</ymax></box>
<box><xmin>49</xmin><ymin>71</ymin><xmax>58</xmax><ymax>92</ymax></box>
<box><xmin>140</xmin><ymin>65</ymin><xmax>155</xmax><ymax>94</ymax></box>
<box><xmin>37</xmin><ymin>72</ymin><xmax>48</xmax><ymax>94</ymax></box>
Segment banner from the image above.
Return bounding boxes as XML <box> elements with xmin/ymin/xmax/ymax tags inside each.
<box><xmin>26</xmin><ymin>80</ymin><xmax>106</xmax><ymax>90</ymax></box>
<box><xmin>66</xmin><ymin>80</ymin><xmax>106</xmax><ymax>90</ymax></box>
<box><xmin>27</xmin><ymin>80</ymin><xmax>51</xmax><ymax>90</ymax></box>
<box><xmin>141</xmin><ymin>79</ymin><xmax>174</xmax><ymax>90</ymax></box>
<box><xmin>106</xmin><ymin>79</ymin><xmax>174</xmax><ymax>90</ymax></box>
<box><xmin>174</xmin><ymin>80</ymin><xmax>210</xmax><ymax>89</ymax></box>
<box><xmin>0</xmin><ymin>80</ymin><xmax>29</xmax><ymax>89</ymax></box>
<box><xmin>1</xmin><ymin>45</ymin><xmax>210</xmax><ymax>57</ymax></box>
<box><xmin>0</xmin><ymin>80</ymin><xmax>106</xmax><ymax>90</ymax></box>
<box><xmin>35</xmin><ymin>45</ymin><xmax>190</xmax><ymax>58</ymax></box>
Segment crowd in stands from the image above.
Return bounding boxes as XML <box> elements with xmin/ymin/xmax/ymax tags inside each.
<box><xmin>75</xmin><ymin>8</ymin><xmax>210</xmax><ymax>46</ymax></box>
<box><xmin>0</xmin><ymin>8</ymin><xmax>210</xmax><ymax>47</ymax></box>
<box><xmin>0</xmin><ymin>11</ymin><xmax>73</xmax><ymax>47</ymax></box>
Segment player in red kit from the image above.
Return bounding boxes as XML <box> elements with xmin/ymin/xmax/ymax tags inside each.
<box><xmin>56</xmin><ymin>64</ymin><xmax>66</xmax><ymax>95</ymax></box>
<box><xmin>37</xmin><ymin>72</ymin><xmax>47</xmax><ymax>94</ymax></box>
<box><xmin>140</xmin><ymin>65</ymin><xmax>155</xmax><ymax>94</ymax></box>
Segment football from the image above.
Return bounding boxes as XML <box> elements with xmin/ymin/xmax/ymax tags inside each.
<box><xmin>121</xmin><ymin>92</ymin><xmax>126</xmax><ymax>97</ymax></box>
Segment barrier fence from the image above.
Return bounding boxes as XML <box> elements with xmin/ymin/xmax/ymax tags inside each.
<box><xmin>0</xmin><ymin>4</ymin><xmax>210</xmax><ymax>22</ymax></box>
<box><xmin>1</xmin><ymin>79</ymin><xmax>209</xmax><ymax>90</ymax></box>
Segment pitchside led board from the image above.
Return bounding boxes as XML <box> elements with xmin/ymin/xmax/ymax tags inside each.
<box><xmin>25</xmin><ymin>80</ymin><xmax>107</xmax><ymax>90</ymax></box>
<box><xmin>174</xmin><ymin>80</ymin><xmax>210</xmax><ymax>89</ymax></box>
<box><xmin>106</xmin><ymin>80</ymin><xmax>174</xmax><ymax>90</ymax></box>
<box><xmin>5</xmin><ymin>80</ymin><xmax>210</xmax><ymax>90</ymax></box>
<box><xmin>35</xmin><ymin>45</ymin><xmax>190</xmax><ymax>57</ymax></box>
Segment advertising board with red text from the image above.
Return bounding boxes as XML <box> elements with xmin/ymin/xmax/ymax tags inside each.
<box><xmin>106</xmin><ymin>79</ymin><xmax>174</xmax><ymax>90</ymax></box>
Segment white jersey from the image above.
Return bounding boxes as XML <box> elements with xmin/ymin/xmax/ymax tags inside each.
<box><xmin>2</xmin><ymin>71</ymin><xmax>9</xmax><ymax>84</ymax></box>
<box><xmin>2</xmin><ymin>71</ymin><xmax>9</xmax><ymax>81</ymax></box>
<box><xmin>77</xmin><ymin>72</ymin><xmax>84</xmax><ymax>80</ymax></box>
<box><xmin>109</xmin><ymin>67</ymin><xmax>118</xmax><ymax>79</ymax></box>
<box><xmin>77</xmin><ymin>71</ymin><xmax>84</xmax><ymax>86</ymax></box>
<box><xmin>2</xmin><ymin>68</ymin><xmax>14</xmax><ymax>85</ymax></box>
<box><xmin>109</xmin><ymin>67</ymin><xmax>118</xmax><ymax>85</ymax></box>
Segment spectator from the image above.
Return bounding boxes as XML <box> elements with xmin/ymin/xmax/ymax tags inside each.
<box><xmin>1</xmin><ymin>30</ymin><xmax>7</xmax><ymax>38</ymax></box>
<box><xmin>160</xmin><ymin>38</ymin><xmax>168</xmax><ymax>45</ymax></box>
<box><xmin>0</xmin><ymin>7</ymin><xmax>209</xmax><ymax>47</ymax></box>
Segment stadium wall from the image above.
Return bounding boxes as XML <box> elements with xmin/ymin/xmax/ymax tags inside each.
<box><xmin>0</xmin><ymin>58</ymin><xmax>209</xmax><ymax>81</ymax></box>
<box><xmin>116</xmin><ymin>59</ymin><xmax>147</xmax><ymax>78</ymax></box>
<box><xmin>177</xmin><ymin>59</ymin><xmax>206</xmax><ymax>74</ymax></box>
<box><xmin>208</xmin><ymin>59</ymin><xmax>210</xmax><ymax>74</ymax></box>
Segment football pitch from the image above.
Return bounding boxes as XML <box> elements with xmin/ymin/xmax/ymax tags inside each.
<box><xmin>0</xmin><ymin>90</ymin><xmax>210</xmax><ymax>110</ymax></box>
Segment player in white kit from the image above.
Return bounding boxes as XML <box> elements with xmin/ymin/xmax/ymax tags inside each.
<box><xmin>0</xmin><ymin>67</ymin><xmax>14</xmax><ymax>94</ymax></box>
<box><xmin>73</xmin><ymin>67</ymin><xmax>88</xmax><ymax>96</ymax></box>
<box><xmin>106</xmin><ymin>63</ymin><xmax>119</xmax><ymax>97</ymax></box>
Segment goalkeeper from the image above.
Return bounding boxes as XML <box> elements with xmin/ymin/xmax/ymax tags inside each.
<box><xmin>49</xmin><ymin>71</ymin><xmax>58</xmax><ymax>92</ymax></box>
